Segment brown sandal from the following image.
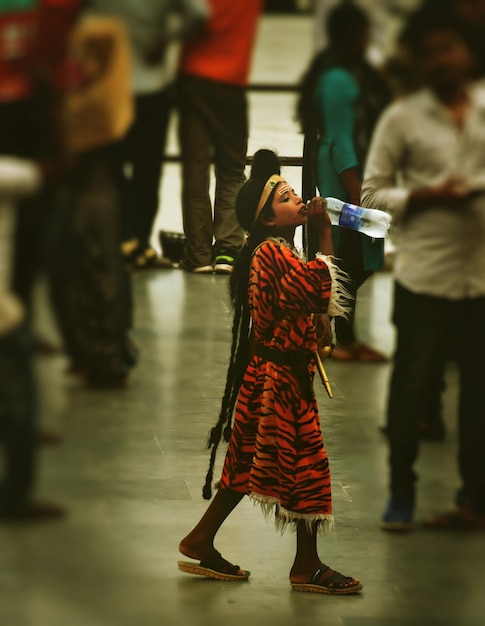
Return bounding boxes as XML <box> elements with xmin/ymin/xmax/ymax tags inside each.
<box><xmin>178</xmin><ymin>550</ymin><xmax>250</xmax><ymax>581</ymax></box>
<box><xmin>424</xmin><ymin>507</ymin><xmax>485</xmax><ymax>530</ymax></box>
<box><xmin>291</xmin><ymin>566</ymin><xmax>363</xmax><ymax>595</ymax></box>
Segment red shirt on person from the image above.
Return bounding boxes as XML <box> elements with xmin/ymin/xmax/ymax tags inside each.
<box><xmin>0</xmin><ymin>0</ymin><xmax>82</xmax><ymax>102</ymax></box>
<box><xmin>179</xmin><ymin>0</ymin><xmax>263</xmax><ymax>87</ymax></box>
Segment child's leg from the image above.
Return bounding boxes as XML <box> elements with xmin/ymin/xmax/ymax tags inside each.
<box><xmin>179</xmin><ymin>487</ymin><xmax>245</xmax><ymax>561</ymax></box>
<box><xmin>289</xmin><ymin>521</ymin><xmax>362</xmax><ymax>594</ymax></box>
<box><xmin>289</xmin><ymin>520</ymin><xmax>321</xmax><ymax>577</ymax></box>
<box><xmin>178</xmin><ymin>488</ymin><xmax>249</xmax><ymax>580</ymax></box>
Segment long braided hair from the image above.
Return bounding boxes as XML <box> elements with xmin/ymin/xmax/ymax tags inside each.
<box><xmin>202</xmin><ymin>149</ymin><xmax>282</xmax><ymax>499</ymax></box>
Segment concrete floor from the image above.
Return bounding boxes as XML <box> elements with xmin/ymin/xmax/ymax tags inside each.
<box><xmin>2</xmin><ymin>269</ymin><xmax>484</xmax><ymax>626</ymax></box>
<box><xmin>2</xmin><ymin>11</ymin><xmax>485</xmax><ymax>626</ymax></box>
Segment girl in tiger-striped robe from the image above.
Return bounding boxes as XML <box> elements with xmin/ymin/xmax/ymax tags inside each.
<box><xmin>220</xmin><ymin>237</ymin><xmax>338</xmax><ymax>529</ymax></box>
<box><xmin>178</xmin><ymin>149</ymin><xmax>362</xmax><ymax>595</ymax></box>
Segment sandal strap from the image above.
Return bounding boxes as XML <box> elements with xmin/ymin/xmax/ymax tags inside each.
<box><xmin>312</xmin><ymin>566</ymin><xmax>356</xmax><ymax>589</ymax></box>
<box><xmin>311</xmin><ymin>567</ymin><xmax>328</xmax><ymax>584</ymax></box>
<box><xmin>199</xmin><ymin>551</ymin><xmax>241</xmax><ymax>576</ymax></box>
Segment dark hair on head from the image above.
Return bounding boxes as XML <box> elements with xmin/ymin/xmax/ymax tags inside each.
<box><xmin>296</xmin><ymin>1</ymin><xmax>370</xmax><ymax>136</ymax></box>
<box><xmin>326</xmin><ymin>1</ymin><xmax>369</xmax><ymax>45</ymax></box>
<box><xmin>202</xmin><ymin>149</ymin><xmax>281</xmax><ymax>499</ymax></box>
<box><xmin>234</xmin><ymin>148</ymin><xmax>281</xmax><ymax>230</ymax></box>
<box><xmin>400</xmin><ymin>7</ymin><xmax>471</xmax><ymax>56</ymax></box>
<box><xmin>250</xmin><ymin>148</ymin><xmax>281</xmax><ymax>181</ymax></box>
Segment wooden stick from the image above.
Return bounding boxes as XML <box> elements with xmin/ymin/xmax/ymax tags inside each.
<box><xmin>314</xmin><ymin>347</ymin><xmax>333</xmax><ymax>399</ymax></box>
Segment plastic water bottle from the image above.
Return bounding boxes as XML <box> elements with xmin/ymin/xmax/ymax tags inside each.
<box><xmin>325</xmin><ymin>197</ymin><xmax>391</xmax><ymax>238</ymax></box>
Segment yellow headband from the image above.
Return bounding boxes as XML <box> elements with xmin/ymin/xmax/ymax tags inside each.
<box><xmin>253</xmin><ymin>174</ymin><xmax>286</xmax><ymax>225</ymax></box>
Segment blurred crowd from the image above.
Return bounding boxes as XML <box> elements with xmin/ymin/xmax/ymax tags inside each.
<box><xmin>1</xmin><ymin>0</ymin><xmax>484</xmax><ymax>531</ymax></box>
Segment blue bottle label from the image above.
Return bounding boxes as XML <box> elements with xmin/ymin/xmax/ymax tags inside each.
<box><xmin>338</xmin><ymin>203</ymin><xmax>364</xmax><ymax>230</ymax></box>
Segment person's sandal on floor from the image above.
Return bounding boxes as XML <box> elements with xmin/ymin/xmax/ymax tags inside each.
<box><xmin>424</xmin><ymin>506</ymin><xmax>485</xmax><ymax>530</ymax></box>
<box><xmin>291</xmin><ymin>565</ymin><xmax>362</xmax><ymax>595</ymax></box>
<box><xmin>178</xmin><ymin>550</ymin><xmax>250</xmax><ymax>581</ymax></box>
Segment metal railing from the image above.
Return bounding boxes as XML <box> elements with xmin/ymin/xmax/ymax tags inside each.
<box><xmin>164</xmin><ymin>81</ymin><xmax>304</xmax><ymax>167</ymax></box>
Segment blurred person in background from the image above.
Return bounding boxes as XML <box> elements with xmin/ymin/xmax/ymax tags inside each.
<box><xmin>383</xmin><ymin>0</ymin><xmax>485</xmax><ymax>96</ymax></box>
<box><xmin>448</xmin><ymin>0</ymin><xmax>485</xmax><ymax>75</ymax></box>
<box><xmin>0</xmin><ymin>159</ymin><xmax>64</xmax><ymax>522</ymax></box>
<box><xmin>0</xmin><ymin>0</ymin><xmax>137</xmax><ymax>392</ymax></box>
<box><xmin>46</xmin><ymin>6</ymin><xmax>139</xmax><ymax>388</ymax></box>
<box><xmin>0</xmin><ymin>0</ymin><xmax>83</xmax><ymax>522</ymax></box>
<box><xmin>312</xmin><ymin>0</ymin><xmax>421</xmax><ymax>67</ymax></box>
<box><xmin>362</xmin><ymin>8</ymin><xmax>485</xmax><ymax>531</ymax></box>
<box><xmin>297</xmin><ymin>1</ymin><xmax>392</xmax><ymax>361</ymax></box>
<box><xmin>380</xmin><ymin>0</ymin><xmax>485</xmax><ymax>440</ymax></box>
<box><xmin>176</xmin><ymin>0</ymin><xmax>263</xmax><ymax>274</ymax></box>
<box><xmin>0</xmin><ymin>0</ymin><xmax>82</xmax><ymax>348</ymax></box>
<box><xmin>86</xmin><ymin>0</ymin><xmax>208</xmax><ymax>271</ymax></box>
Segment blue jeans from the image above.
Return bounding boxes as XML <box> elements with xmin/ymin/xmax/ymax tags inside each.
<box><xmin>387</xmin><ymin>282</ymin><xmax>485</xmax><ymax>513</ymax></box>
<box><xmin>0</xmin><ymin>328</ymin><xmax>37</xmax><ymax>514</ymax></box>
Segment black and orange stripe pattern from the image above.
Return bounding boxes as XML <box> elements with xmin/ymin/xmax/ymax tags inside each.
<box><xmin>220</xmin><ymin>239</ymin><xmax>335</xmax><ymax>531</ymax></box>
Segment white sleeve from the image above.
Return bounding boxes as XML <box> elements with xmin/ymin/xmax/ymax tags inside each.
<box><xmin>361</xmin><ymin>103</ymin><xmax>411</xmax><ymax>219</ymax></box>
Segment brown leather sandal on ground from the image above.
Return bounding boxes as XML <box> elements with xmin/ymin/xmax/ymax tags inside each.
<box><xmin>178</xmin><ymin>550</ymin><xmax>250</xmax><ymax>581</ymax></box>
<box><xmin>291</xmin><ymin>566</ymin><xmax>363</xmax><ymax>595</ymax></box>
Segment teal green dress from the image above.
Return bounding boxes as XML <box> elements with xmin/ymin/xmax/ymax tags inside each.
<box><xmin>314</xmin><ymin>66</ymin><xmax>384</xmax><ymax>272</ymax></box>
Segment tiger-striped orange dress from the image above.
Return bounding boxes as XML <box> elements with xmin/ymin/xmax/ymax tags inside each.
<box><xmin>220</xmin><ymin>238</ymin><xmax>346</xmax><ymax>532</ymax></box>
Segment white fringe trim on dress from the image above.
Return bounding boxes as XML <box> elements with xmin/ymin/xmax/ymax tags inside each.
<box><xmin>249</xmin><ymin>492</ymin><xmax>335</xmax><ymax>535</ymax></box>
<box><xmin>315</xmin><ymin>254</ymin><xmax>352</xmax><ymax>319</ymax></box>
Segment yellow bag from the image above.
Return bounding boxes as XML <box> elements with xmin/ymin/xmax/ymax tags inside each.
<box><xmin>62</xmin><ymin>15</ymin><xmax>133</xmax><ymax>154</ymax></box>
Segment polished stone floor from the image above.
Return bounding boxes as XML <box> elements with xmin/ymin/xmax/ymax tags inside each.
<box><xmin>1</xmin><ymin>267</ymin><xmax>484</xmax><ymax>626</ymax></box>
<box><xmin>2</xmin><ymin>10</ymin><xmax>485</xmax><ymax>626</ymax></box>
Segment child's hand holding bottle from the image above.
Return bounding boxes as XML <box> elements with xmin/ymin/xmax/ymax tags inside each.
<box><xmin>306</xmin><ymin>197</ymin><xmax>333</xmax><ymax>255</ymax></box>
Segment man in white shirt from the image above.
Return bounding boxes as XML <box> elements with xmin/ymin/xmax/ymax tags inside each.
<box><xmin>361</xmin><ymin>8</ymin><xmax>485</xmax><ymax>530</ymax></box>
